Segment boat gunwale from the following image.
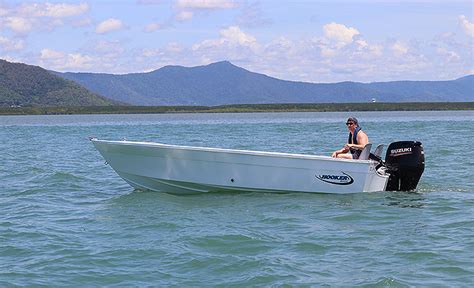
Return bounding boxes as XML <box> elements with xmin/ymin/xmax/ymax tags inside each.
<box><xmin>92</xmin><ymin>139</ymin><xmax>374</xmax><ymax>164</ymax></box>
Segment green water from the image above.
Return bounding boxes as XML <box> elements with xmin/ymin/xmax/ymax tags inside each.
<box><xmin>1</xmin><ymin>111</ymin><xmax>473</xmax><ymax>286</ymax></box>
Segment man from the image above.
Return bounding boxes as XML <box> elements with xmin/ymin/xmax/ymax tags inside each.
<box><xmin>331</xmin><ymin>117</ymin><xmax>369</xmax><ymax>159</ymax></box>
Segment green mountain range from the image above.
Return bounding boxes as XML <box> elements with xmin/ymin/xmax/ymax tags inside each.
<box><xmin>56</xmin><ymin>61</ymin><xmax>473</xmax><ymax>106</ymax></box>
<box><xmin>0</xmin><ymin>59</ymin><xmax>472</xmax><ymax>107</ymax></box>
<box><xmin>0</xmin><ymin>60</ymin><xmax>118</xmax><ymax>107</ymax></box>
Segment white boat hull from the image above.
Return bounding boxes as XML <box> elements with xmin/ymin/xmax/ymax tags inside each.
<box><xmin>91</xmin><ymin>139</ymin><xmax>389</xmax><ymax>194</ymax></box>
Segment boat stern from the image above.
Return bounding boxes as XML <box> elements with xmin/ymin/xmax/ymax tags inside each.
<box><xmin>363</xmin><ymin>163</ymin><xmax>389</xmax><ymax>192</ymax></box>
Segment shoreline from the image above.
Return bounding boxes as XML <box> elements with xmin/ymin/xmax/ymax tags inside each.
<box><xmin>1</xmin><ymin>102</ymin><xmax>473</xmax><ymax>115</ymax></box>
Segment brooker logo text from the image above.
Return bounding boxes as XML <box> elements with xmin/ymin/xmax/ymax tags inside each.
<box><xmin>316</xmin><ymin>172</ymin><xmax>354</xmax><ymax>185</ymax></box>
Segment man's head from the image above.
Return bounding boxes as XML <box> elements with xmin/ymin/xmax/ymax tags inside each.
<box><xmin>346</xmin><ymin>117</ymin><xmax>358</xmax><ymax>129</ymax></box>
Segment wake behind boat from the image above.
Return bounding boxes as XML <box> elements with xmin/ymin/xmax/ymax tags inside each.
<box><xmin>90</xmin><ymin>139</ymin><xmax>424</xmax><ymax>194</ymax></box>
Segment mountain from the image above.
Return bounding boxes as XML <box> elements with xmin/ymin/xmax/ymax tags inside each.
<box><xmin>55</xmin><ymin>61</ymin><xmax>473</xmax><ymax>105</ymax></box>
<box><xmin>0</xmin><ymin>60</ymin><xmax>119</xmax><ymax>107</ymax></box>
<box><xmin>366</xmin><ymin>75</ymin><xmax>474</xmax><ymax>102</ymax></box>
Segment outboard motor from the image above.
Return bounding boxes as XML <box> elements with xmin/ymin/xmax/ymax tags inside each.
<box><xmin>384</xmin><ymin>141</ymin><xmax>425</xmax><ymax>191</ymax></box>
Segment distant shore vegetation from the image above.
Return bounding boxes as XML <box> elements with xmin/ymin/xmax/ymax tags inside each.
<box><xmin>1</xmin><ymin>102</ymin><xmax>473</xmax><ymax>115</ymax></box>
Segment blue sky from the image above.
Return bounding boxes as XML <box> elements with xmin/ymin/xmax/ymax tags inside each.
<box><xmin>0</xmin><ymin>0</ymin><xmax>472</xmax><ymax>83</ymax></box>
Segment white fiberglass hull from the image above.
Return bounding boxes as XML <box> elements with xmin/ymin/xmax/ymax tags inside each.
<box><xmin>91</xmin><ymin>139</ymin><xmax>388</xmax><ymax>194</ymax></box>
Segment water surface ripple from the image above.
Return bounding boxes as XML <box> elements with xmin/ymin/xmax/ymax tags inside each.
<box><xmin>1</xmin><ymin>111</ymin><xmax>473</xmax><ymax>286</ymax></box>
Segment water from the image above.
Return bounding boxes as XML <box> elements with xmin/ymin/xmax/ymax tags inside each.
<box><xmin>1</xmin><ymin>111</ymin><xmax>473</xmax><ymax>286</ymax></box>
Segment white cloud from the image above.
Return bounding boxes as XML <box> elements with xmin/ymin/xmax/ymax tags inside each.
<box><xmin>320</xmin><ymin>45</ymin><xmax>337</xmax><ymax>58</ymax></box>
<box><xmin>32</xmin><ymin>3</ymin><xmax>89</xmax><ymax>18</ymax></box>
<box><xmin>137</xmin><ymin>0</ymin><xmax>165</xmax><ymax>4</ymax></box>
<box><xmin>166</xmin><ymin>42</ymin><xmax>184</xmax><ymax>53</ymax></box>
<box><xmin>437</xmin><ymin>47</ymin><xmax>461</xmax><ymax>62</ymax></box>
<box><xmin>323</xmin><ymin>22</ymin><xmax>360</xmax><ymax>47</ymax></box>
<box><xmin>176</xmin><ymin>0</ymin><xmax>236</xmax><ymax>9</ymax></box>
<box><xmin>220</xmin><ymin>26</ymin><xmax>257</xmax><ymax>46</ymax></box>
<box><xmin>141</xmin><ymin>43</ymin><xmax>183</xmax><ymax>57</ymax></box>
<box><xmin>39</xmin><ymin>48</ymin><xmax>94</xmax><ymax>71</ymax></box>
<box><xmin>355</xmin><ymin>39</ymin><xmax>368</xmax><ymax>48</ymax></box>
<box><xmin>141</xmin><ymin>48</ymin><xmax>161</xmax><ymax>58</ymax></box>
<box><xmin>192</xmin><ymin>26</ymin><xmax>257</xmax><ymax>51</ymax></box>
<box><xmin>144</xmin><ymin>22</ymin><xmax>162</xmax><ymax>32</ymax></box>
<box><xmin>186</xmin><ymin>26</ymin><xmax>263</xmax><ymax>68</ymax></box>
<box><xmin>353</xmin><ymin>40</ymin><xmax>384</xmax><ymax>58</ymax></box>
<box><xmin>179</xmin><ymin>22</ymin><xmax>430</xmax><ymax>83</ymax></box>
<box><xmin>317</xmin><ymin>23</ymin><xmax>380</xmax><ymax>60</ymax></box>
<box><xmin>96</xmin><ymin>18</ymin><xmax>124</xmax><ymax>34</ymax></box>
<box><xmin>176</xmin><ymin>11</ymin><xmax>194</xmax><ymax>21</ymax></box>
<box><xmin>263</xmin><ymin>37</ymin><xmax>295</xmax><ymax>59</ymax></box>
<box><xmin>0</xmin><ymin>36</ymin><xmax>24</xmax><ymax>51</ymax></box>
<box><xmin>66</xmin><ymin>53</ymin><xmax>94</xmax><ymax>69</ymax></box>
<box><xmin>40</xmin><ymin>48</ymin><xmax>64</xmax><ymax>60</ymax></box>
<box><xmin>459</xmin><ymin>15</ymin><xmax>474</xmax><ymax>37</ymax></box>
<box><xmin>369</xmin><ymin>44</ymin><xmax>384</xmax><ymax>57</ymax></box>
<box><xmin>391</xmin><ymin>41</ymin><xmax>409</xmax><ymax>56</ymax></box>
<box><xmin>4</xmin><ymin>17</ymin><xmax>33</xmax><ymax>33</ymax></box>
<box><xmin>0</xmin><ymin>3</ymin><xmax>90</xmax><ymax>35</ymax></box>
<box><xmin>14</xmin><ymin>2</ymin><xmax>88</xmax><ymax>18</ymax></box>
<box><xmin>174</xmin><ymin>0</ymin><xmax>236</xmax><ymax>21</ymax></box>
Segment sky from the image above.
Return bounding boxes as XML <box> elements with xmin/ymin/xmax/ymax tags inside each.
<box><xmin>0</xmin><ymin>0</ymin><xmax>473</xmax><ymax>83</ymax></box>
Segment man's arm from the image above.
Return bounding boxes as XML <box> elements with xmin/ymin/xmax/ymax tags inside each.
<box><xmin>331</xmin><ymin>146</ymin><xmax>350</xmax><ymax>157</ymax></box>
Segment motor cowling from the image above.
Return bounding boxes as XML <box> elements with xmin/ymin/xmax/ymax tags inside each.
<box><xmin>384</xmin><ymin>141</ymin><xmax>425</xmax><ymax>191</ymax></box>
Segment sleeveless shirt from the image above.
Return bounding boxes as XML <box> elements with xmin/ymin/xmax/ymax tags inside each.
<box><xmin>348</xmin><ymin>127</ymin><xmax>362</xmax><ymax>159</ymax></box>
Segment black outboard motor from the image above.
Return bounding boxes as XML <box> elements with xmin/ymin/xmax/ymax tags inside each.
<box><xmin>384</xmin><ymin>141</ymin><xmax>425</xmax><ymax>191</ymax></box>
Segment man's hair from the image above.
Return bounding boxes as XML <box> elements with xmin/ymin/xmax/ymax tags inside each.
<box><xmin>347</xmin><ymin>117</ymin><xmax>358</xmax><ymax>126</ymax></box>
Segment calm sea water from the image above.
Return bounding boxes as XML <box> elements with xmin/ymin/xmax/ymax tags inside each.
<box><xmin>1</xmin><ymin>111</ymin><xmax>473</xmax><ymax>286</ymax></box>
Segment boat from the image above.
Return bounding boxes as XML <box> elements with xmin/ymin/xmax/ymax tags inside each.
<box><xmin>90</xmin><ymin>139</ymin><xmax>424</xmax><ymax>194</ymax></box>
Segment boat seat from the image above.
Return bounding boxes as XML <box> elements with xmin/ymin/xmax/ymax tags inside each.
<box><xmin>373</xmin><ymin>144</ymin><xmax>384</xmax><ymax>158</ymax></box>
<box><xmin>358</xmin><ymin>143</ymin><xmax>372</xmax><ymax>160</ymax></box>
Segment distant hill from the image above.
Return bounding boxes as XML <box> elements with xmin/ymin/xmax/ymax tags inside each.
<box><xmin>55</xmin><ymin>61</ymin><xmax>473</xmax><ymax>106</ymax></box>
<box><xmin>0</xmin><ymin>60</ymin><xmax>119</xmax><ymax>107</ymax></box>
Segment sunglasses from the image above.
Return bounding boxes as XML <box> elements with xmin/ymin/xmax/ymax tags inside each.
<box><xmin>346</xmin><ymin>122</ymin><xmax>355</xmax><ymax>126</ymax></box>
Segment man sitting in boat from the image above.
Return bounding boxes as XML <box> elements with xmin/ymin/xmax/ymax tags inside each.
<box><xmin>331</xmin><ymin>117</ymin><xmax>369</xmax><ymax>159</ymax></box>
